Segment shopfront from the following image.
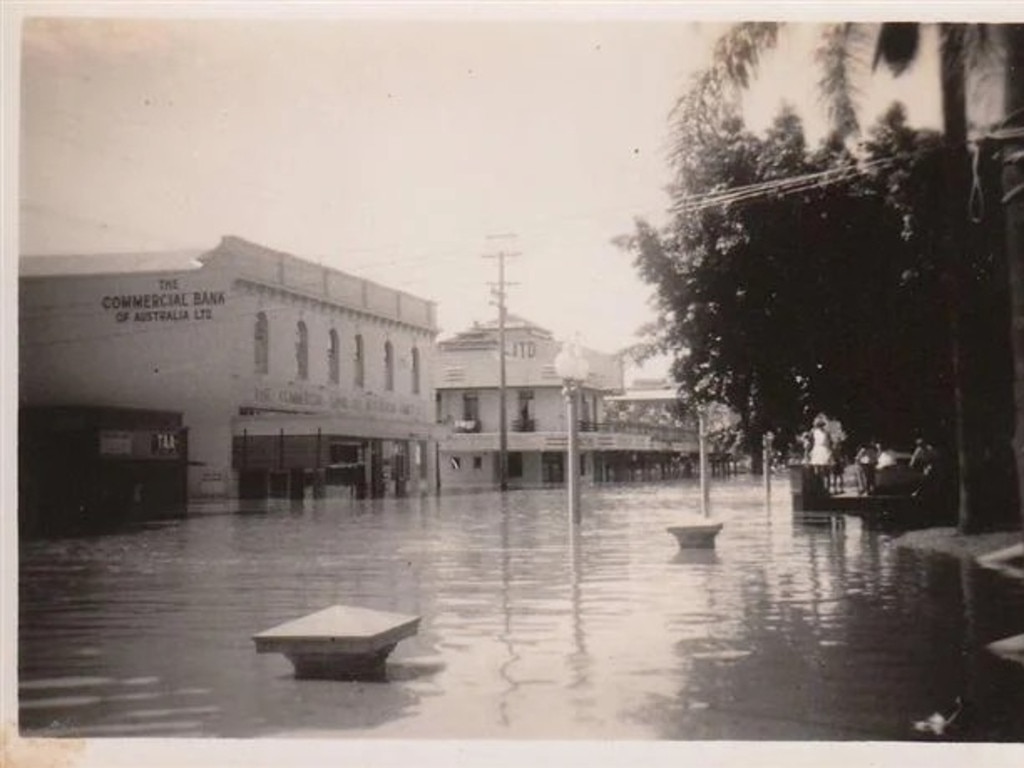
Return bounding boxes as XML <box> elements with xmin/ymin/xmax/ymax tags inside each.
<box><xmin>19</xmin><ymin>406</ymin><xmax>188</xmax><ymax>537</ymax></box>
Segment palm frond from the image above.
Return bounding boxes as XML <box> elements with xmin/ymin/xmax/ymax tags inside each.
<box><xmin>667</xmin><ymin>68</ymin><xmax>741</xmax><ymax>173</ymax></box>
<box><xmin>873</xmin><ymin>22</ymin><xmax>920</xmax><ymax>76</ymax></box>
<box><xmin>962</xmin><ymin>24</ymin><xmax>999</xmax><ymax>73</ymax></box>
<box><xmin>814</xmin><ymin>23</ymin><xmax>868</xmax><ymax>138</ymax></box>
<box><xmin>618</xmin><ymin>337</ymin><xmax>666</xmax><ymax>366</ymax></box>
<box><xmin>711</xmin><ymin>22</ymin><xmax>781</xmax><ymax>89</ymax></box>
<box><xmin>946</xmin><ymin>23</ymin><xmax>1006</xmax><ymax>86</ymax></box>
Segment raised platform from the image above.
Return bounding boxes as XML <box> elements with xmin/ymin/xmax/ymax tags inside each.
<box><xmin>253</xmin><ymin>604</ymin><xmax>421</xmax><ymax>680</ymax></box>
<box><xmin>799</xmin><ymin>491</ymin><xmax>921</xmax><ymax>515</ymax></box>
<box><xmin>789</xmin><ymin>465</ymin><xmax>934</xmax><ymax>526</ymax></box>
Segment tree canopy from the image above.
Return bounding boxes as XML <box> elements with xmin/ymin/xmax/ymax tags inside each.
<box><xmin>617</xmin><ymin>79</ymin><xmax>1010</xmax><ymax>485</ymax></box>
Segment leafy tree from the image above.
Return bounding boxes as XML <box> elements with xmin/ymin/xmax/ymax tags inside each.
<box><xmin>623</xmin><ymin>89</ymin><xmax>924</xmax><ymax>450</ymax></box>
<box><xmin>619</xmin><ymin>82</ymin><xmax>1013</xmax><ymax>531</ymax></box>
<box><xmin>701</xmin><ymin>21</ymin><xmax>1022</xmax><ymax>536</ymax></box>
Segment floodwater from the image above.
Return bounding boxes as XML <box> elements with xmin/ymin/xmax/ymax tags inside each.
<box><xmin>17</xmin><ymin>478</ymin><xmax>1024</xmax><ymax>741</ymax></box>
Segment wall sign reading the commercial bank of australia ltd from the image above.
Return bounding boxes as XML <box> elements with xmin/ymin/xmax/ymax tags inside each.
<box><xmin>101</xmin><ymin>278</ymin><xmax>225</xmax><ymax>323</ymax></box>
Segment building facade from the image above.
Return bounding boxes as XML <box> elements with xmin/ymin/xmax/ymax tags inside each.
<box><xmin>20</xmin><ymin>236</ymin><xmax>441</xmax><ymax>515</ymax></box>
<box><xmin>434</xmin><ymin>317</ymin><xmax>697</xmax><ymax>490</ymax></box>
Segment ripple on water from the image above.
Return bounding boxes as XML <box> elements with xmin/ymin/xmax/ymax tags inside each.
<box><xmin>17</xmin><ymin>479</ymin><xmax>1024</xmax><ymax>740</ymax></box>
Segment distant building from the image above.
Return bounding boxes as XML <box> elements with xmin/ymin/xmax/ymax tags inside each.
<box><xmin>434</xmin><ymin>317</ymin><xmax>697</xmax><ymax>490</ymax></box>
<box><xmin>20</xmin><ymin>236</ymin><xmax>441</xmax><ymax>528</ymax></box>
<box><xmin>606</xmin><ymin>382</ymin><xmax>743</xmax><ymax>477</ymax></box>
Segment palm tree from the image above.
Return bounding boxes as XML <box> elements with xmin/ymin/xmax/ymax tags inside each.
<box><xmin>702</xmin><ymin>21</ymin><xmax>1023</xmax><ymax>536</ymax></box>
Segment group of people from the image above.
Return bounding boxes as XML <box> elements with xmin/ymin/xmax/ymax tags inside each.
<box><xmin>800</xmin><ymin>413</ymin><xmax>938</xmax><ymax>497</ymax></box>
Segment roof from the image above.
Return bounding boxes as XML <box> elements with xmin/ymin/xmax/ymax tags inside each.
<box><xmin>20</xmin><ymin>250</ymin><xmax>207</xmax><ymax>277</ymax></box>
<box><xmin>605</xmin><ymin>388</ymin><xmax>681</xmax><ymax>403</ymax></box>
<box><xmin>630</xmin><ymin>378</ymin><xmax>674</xmax><ymax>390</ymax></box>
<box><xmin>474</xmin><ymin>313</ymin><xmax>552</xmax><ymax>334</ymax></box>
<box><xmin>442</xmin><ymin>313</ymin><xmax>554</xmax><ymax>343</ymax></box>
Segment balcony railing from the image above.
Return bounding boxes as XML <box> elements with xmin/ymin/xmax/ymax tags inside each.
<box><xmin>442</xmin><ymin>418</ymin><xmax>693</xmax><ymax>444</ymax></box>
<box><xmin>589</xmin><ymin>420</ymin><xmax>694</xmax><ymax>443</ymax></box>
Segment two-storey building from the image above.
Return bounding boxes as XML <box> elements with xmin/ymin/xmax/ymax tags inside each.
<box><xmin>20</xmin><ymin>236</ymin><xmax>441</xmax><ymax>531</ymax></box>
<box><xmin>434</xmin><ymin>316</ymin><xmax>697</xmax><ymax>490</ymax></box>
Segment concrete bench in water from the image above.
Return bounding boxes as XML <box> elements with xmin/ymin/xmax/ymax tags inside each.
<box><xmin>667</xmin><ymin>522</ymin><xmax>723</xmax><ymax>549</ymax></box>
<box><xmin>253</xmin><ymin>604</ymin><xmax>421</xmax><ymax>680</ymax></box>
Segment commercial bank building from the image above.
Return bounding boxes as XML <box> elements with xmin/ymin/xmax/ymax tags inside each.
<box><xmin>19</xmin><ymin>236</ymin><xmax>440</xmax><ymax>532</ymax></box>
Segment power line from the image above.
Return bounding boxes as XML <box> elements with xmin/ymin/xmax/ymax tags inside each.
<box><xmin>669</xmin><ymin>156</ymin><xmax>899</xmax><ymax>215</ymax></box>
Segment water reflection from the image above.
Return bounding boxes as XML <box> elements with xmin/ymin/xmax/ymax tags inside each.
<box><xmin>497</xmin><ymin>494</ymin><xmax>517</xmax><ymax>728</ymax></box>
<box><xmin>19</xmin><ymin>478</ymin><xmax>1024</xmax><ymax>740</ymax></box>
<box><xmin>671</xmin><ymin>549</ymin><xmax>720</xmax><ymax>566</ymax></box>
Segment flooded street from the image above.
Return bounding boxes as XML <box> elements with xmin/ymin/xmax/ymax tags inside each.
<box><xmin>18</xmin><ymin>478</ymin><xmax>1024</xmax><ymax>741</ymax></box>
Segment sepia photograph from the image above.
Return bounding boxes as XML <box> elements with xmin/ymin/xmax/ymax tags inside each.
<box><xmin>4</xmin><ymin>1</ymin><xmax>1024</xmax><ymax>766</ymax></box>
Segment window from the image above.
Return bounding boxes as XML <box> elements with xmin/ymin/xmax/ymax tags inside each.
<box><xmin>384</xmin><ymin>341</ymin><xmax>394</xmax><ymax>391</ymax></box>
<box><xmin>296</xmin><ymin>321</ymin><xmax>309</xmax><ymax>380</ymax></box>
<box><xmin>508</xmin><ymin>451</ymin><xmax>523</xmax><ymax>478</ymax></box>
<box><xmin>254</xmin><ymin>312</ymin><xmax>269</xmax><ymax>374</ymax></box>
<box><xmin>354</xmin><ymin>334</ymin><xmax>364</xmax><ymax>388</ymax></box>
<box><xmin>473</xmin><ymin>456</ymin><xmax>483</xmax><ymax>470</ymax></box>
<box><xmin>462</xmin><ymin>392</ymin><xmax>479</xmax><ymax>422</ymax></box>
<box><xmin>328</xmin><ymin>329</ymin><xmax>340</xmax><ymax>385</ymax></box>
<box><xmin>517</xmin><ymin>389</ymin><xmax>534</xmax><ymax>430</ymax></box>
<box><xmin>329</xmin><ymin>443</ymin><xmax>359</xmax><ymax>464</ymax></box>
<box><xmin>411</xmin><ymin>346</ymin><xmax>421</xmax><ymax>395</ymax></box>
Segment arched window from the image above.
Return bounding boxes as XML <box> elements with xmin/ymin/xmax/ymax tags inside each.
<box><xmin>354</xmin><ymin>334</ymin><xmax>364</xmax><ymax>388</ymax></box>
<box><xmin>254</xmin><ymin>312</ymin><xmax>269</xmax><ymax>374</ymax></box>
<box><xmin>411</xmin><ymin>346</ymin><xmax>421</xmax><ymax>395</ymax></box>
<box><xmin>384</xmin><ymin>340</ymin><xmax>394</xmax><ymax>391</ymax></box>
<box><xmin>328</xmin><ymin>328</ymin><xmax>340</xmax><ymax>385</ymax></box>
<box><xmin>296</xmin><ymin>321</ymin><xmax>309</xmax><ymax>380</ymax></box>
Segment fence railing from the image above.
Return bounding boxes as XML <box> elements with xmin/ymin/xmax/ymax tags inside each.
<box><xmin>590</xmin><ymin>421</ymin><xmax>695</xmax><ymax>443</ymax></box>
<box><xmin>440</xmin><ymin>418</ymin><xmax>693</xmax><ymax>444</ymax></box>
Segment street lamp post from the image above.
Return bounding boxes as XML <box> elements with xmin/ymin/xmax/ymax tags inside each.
<box><xmin>554</xmin><ymin>341</ymin><xmax>590</xmax><ymax>526</ymax></box>
<box><xmin>698</xmin><ymin>408</ymin><xmax>709</xmax><ymax>518</ymax></box>
<box><xmin>666</xmin><ymin>403</ymin><xmax>723</xmax><ymax>549</ymax></box>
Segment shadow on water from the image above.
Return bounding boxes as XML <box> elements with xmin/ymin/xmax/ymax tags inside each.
<box><xmin>385</xmin><ymin>659</ymin><xmax>447</xmax><ymax>683</ymax></box>
<box><xmin>670</xmin><ymin>549</ymin><xmax>721</xmax><ymax>566</ymax></box>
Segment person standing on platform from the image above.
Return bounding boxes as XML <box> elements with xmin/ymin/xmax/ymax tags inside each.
<box><xmin>808</xmin><ymin>414</ymin><xmax>833</xmax><ymax>494</ymax></box>
<box><xmin>910</xmin><ymin>438</ymin><xmax>938</xmax><ymax>497</ymax></box>
<box><xmin>830</xmin><ymin>443</ymin><xmax>847</xmax><ymax>494</ymax></box>
<box><xmin>855</xmin><ymin>440</ymin><xmax>879</xmax><ymax>496</ymax></box>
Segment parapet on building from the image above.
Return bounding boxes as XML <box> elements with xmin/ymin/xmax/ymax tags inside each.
<box><xmin>434</xmin><ymin>316</ymin><xmax>697</xmax><ymax>490</ymax></box>
<box><xmin>20</xmin><ymin>236</ymin><xmax>440</xmax><ymax>532</ymax></box>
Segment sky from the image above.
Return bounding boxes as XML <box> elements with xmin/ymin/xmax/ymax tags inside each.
<box><xmin>12</xmin><ymin>3</ymin><xmax>1003</xmax><ymax>382</ymax></box>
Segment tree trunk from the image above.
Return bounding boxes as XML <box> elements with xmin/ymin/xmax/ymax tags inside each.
<box><xmin>938</xmin><ymin>24</ymin><xmax>974</xmax><ymax>532</ymax></box>
<box><xmin>1001</xmin><ymin>24</ymin><xmax>1024</xmax><ymax>540</ymax></box>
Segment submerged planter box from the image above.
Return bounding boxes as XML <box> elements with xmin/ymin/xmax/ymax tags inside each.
<box><xmin>253</xmin><ymin>604</ymin><xmax>421</xmax><ymax>680</ymax></box>
<box><xmin>667</xmin><ymin>521</ymin><xmax>724</xmax><ymax>549</ymax></box>
<box><xmin>987</xmin><ymin>633</ymin><xmax>1024</xmax><ymax>667</ymax></box>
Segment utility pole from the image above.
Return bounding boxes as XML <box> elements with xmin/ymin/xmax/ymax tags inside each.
<box><xmin>484</xmin><ymin>235</ymin><xmax>519</xmax><ymax>492</ymax></box>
